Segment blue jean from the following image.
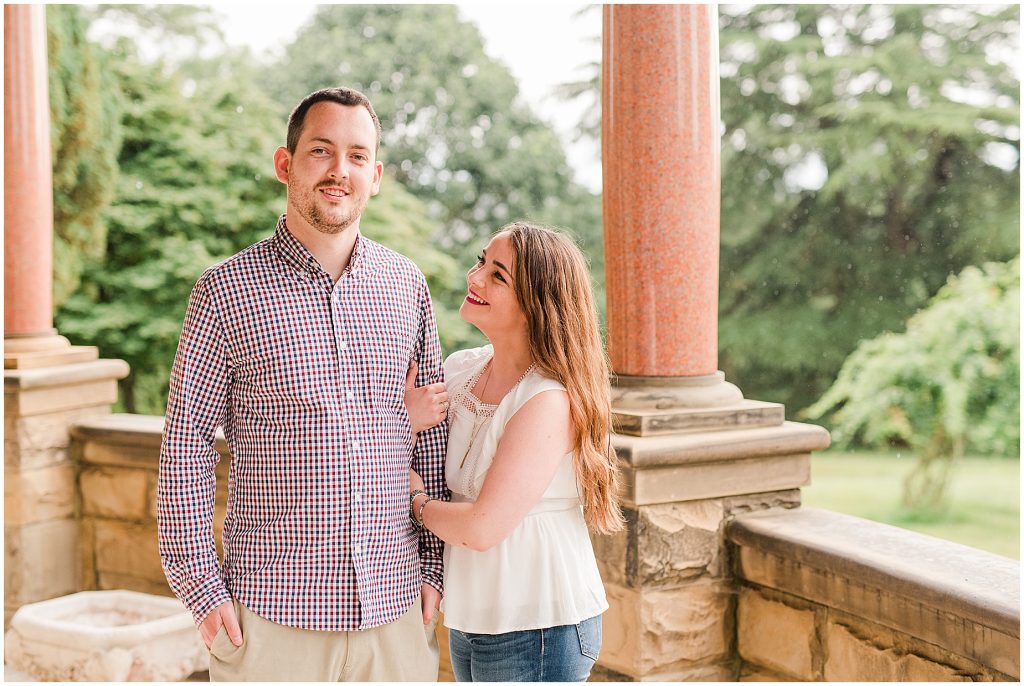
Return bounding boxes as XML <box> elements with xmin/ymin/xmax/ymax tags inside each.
<box><xmin>449</xmin><ymin>615</ymin><xmax>602</xmax><ymax>682</ymax></box>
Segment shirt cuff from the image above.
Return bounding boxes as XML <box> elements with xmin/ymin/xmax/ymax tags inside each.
<box><xmin>180</xmin><ymin>574</ymin><xmax>232</xmax><ymax>626</ymax></box>
<box><xmin>420</xmin><ymin>558</ymin><xmax>444</xmax><ymax>595</ymax></box>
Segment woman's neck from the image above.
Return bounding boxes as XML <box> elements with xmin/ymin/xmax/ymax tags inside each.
<box><xmin>478</xmin><ymin>334</ymin><xmax>533</xmax><ymax>403</ymax></box>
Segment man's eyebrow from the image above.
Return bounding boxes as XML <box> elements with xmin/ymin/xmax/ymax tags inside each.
<box><xmin>308</xmin><ymin>137</ymin><xmax>334</xmax><ymax>146</ymax></box>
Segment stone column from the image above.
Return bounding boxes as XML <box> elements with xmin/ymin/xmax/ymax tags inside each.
<box><xmin>4</xmin><ymin>5</ymin><xmax>129</xmax><ymax>627</ymax></box>
<box><xmin>4</xmin><ymin>4</ymin><xmax>95</xmax><ymax>369</ymax></box>
<box><xmin>595</xmin><ymin>5</ymin><xmax>829</xmax><ymax>680</ymax></box>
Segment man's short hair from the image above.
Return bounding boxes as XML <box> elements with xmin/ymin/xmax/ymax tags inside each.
<box><xmin>286</xmin><ymin>87</ymin><xmax>382</xmax><ymax>154</ymax></box>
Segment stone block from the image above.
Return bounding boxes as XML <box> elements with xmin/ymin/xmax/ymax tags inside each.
<box><xmin>640</xmin><ymin>581</ymin><xmax>731</xmax><ymax>668</ymax></box>
<box><xmin>639</xmin><ymin>663</ymin><xmax>737</xmax><ymax>681</ymax></box>
<box><xmin>902</xmin><ymin>653</ymin><xmax>971</xmax><ymax>682</ymax></box>
<box><xmin>7</xmin><ymin>379</ymin><xmax>119</xmax><ymax>417</ymax></box>
<box><xmin>637</xmin><ymin>500</ymin><xmax>722</xmax><ymax>585</ymax></box>
<box><xmin>824</xmin><ymin>621</ymin><xmax>901</xmax><ymax>681</ymax></box>
<box><xmin>5</xmin><ymin>519</ymin><xmax>78</xmax><ymax>605</ymax></box>
<box><xmin>592</xmin><ymin>507</ymin><xmax>636</xmax><ymax>587</ymax></box>
<box><xmin>721</xmin><ymin>489</ymin><xmax>802</xmax><ymax>517</ymax></box>
<box><xmin>737</xmin><ymin>587</ymin><xmax>816</xmax><ymax>680</ymax></box>
<box><xmin>5</xmin><ymin>463</ymin><xmax>76</xmax><ymax>526</ymax></box>
<box><xmin>728</xmin><ymin>507</ymin><xmax>1020</xmax><ymax>679</ymax></box>
<box><xmin>94</xmin><ymin>520</ymin><xmax>164</xmax><ymax>581</ymax></box>
<box><xmin>739</xmin><ymin>662</ymin><xmax>792</xmax><ymax>681</ymax></box>
<box><xmin>80</xmin><ymin>518</ymin><xmax>98</xmax><ymax>590</ymax></box>
<box><xmin>612</xmin><ymin>399</ymin><xmax>784</xmax><ymax>437</ymax></box>
<box><xmin>81</xmin><ymin>466</ymin><xmax>150</xmax><ymax>520</ymax></box>
<box><xmin>97</xmin><ymin>572</ymin><xmax>175</xmax><ymax>597</ymax></box>
<box><xmin>5</xmin><ymin>406</ymin><xmax>110</xmax><ymax>470</ymax></box>
<box><xmin>601</xmin><ymin>581</ymin><xmax>732</xmax><ymax>678</ymax></box>
<box><xmin>82</xmin><ymin>442</ymin><xmax>163</xmax><ymax>470</ymax></box>
<box><xmin>625</xmin><ymin>453</ymin><xmax>811</xmax><ymax>506</ymax></box>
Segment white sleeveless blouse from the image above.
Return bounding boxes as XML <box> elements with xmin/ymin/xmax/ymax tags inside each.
<box><xmin>439</xmin><ymin>346</ymin><xmax>609</xmax><ymax>634</ymax></box>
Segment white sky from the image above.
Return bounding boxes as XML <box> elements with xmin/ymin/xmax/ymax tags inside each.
<box><xmin>213</xmin><ymin>2</ymin><xmax>604</xmax><ymax>191</ymax></box>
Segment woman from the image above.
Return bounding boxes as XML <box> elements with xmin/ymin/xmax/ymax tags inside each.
<box><xmin>405</xmin><ymin>221</ymin><xmax>623</xmax><ymax>682</ymax></box>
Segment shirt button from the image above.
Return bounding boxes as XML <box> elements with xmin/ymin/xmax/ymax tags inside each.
<box><xmin>352</xmin><ymin>441</ymin><xmax>360</xmax><ymax>451</ymax></box>
<box><xmin>338</xmin><ymin>340</ymin><xmax>348</xmax><ymax>351</ymax></box>
<box><xmin>353</xmin><ymin>544</ymin><xmax>362</xmax><ymax>555</ymax></box>
<box><xmin>354</xmin><ymin>491</ymin><xmax>362</xmax><ymax>502</ymax></box>
<box><xmin>346</xmin><ymin>391</ymin><xmax>355</xmax><ymax>401</ymax></box>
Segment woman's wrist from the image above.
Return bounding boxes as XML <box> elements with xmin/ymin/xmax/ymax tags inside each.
<box><xmin>410</xmin><ymin>491</ymin><xmax>431</xmax><ymax>528</ymax></box>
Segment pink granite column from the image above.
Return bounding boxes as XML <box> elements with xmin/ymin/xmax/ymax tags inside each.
<box><xmin>5</xmin><ymin>4</ymin><xmax>56</xmax><ymax>339</ymax></box>
<box><xmin>603</xmin><ymin>4</ymin><xmax>720</xmax><ymax>378</ymax></box>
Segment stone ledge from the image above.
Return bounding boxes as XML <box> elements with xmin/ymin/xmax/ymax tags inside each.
<box><xmin>71</xmin><ymin>413</ymin><xmax>229</xmax><ymax>455</ymax></box>
<box><xmin>613</xmin><ymin>399</ymin><xmax>785</xmax><ymax>437</ymax></box>
<box><xmin>727</xmin><ymin>507</ymin><xmax>1019</xmax><ymax>635</ymax></box>
<box><xmin>727</xmin><ymin>507</ymin><xmax>1019</xmax><ymax>678</ymax></box>
<box><xmin>613</xmin><ymin>421</ymin><xmax>830</xmax><ymax>468</ymax></box>
<box><xmin>4</xmin><ymin>359</ymin><xmax>129</xmax><ymax>390</ymax></box>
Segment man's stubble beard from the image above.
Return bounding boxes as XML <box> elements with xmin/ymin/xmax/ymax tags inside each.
<box><xmin>290</xmin><ymin>179</ymin><xmax>364</xmax><ymax>236</ymax></box>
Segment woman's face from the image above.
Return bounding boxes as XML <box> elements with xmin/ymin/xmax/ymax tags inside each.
<box><xmin>459</xmin><ymin>233</ymin><xmax>528</xmax><ymax>338</ymax></box>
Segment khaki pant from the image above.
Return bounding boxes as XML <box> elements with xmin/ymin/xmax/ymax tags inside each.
<box><xmin>209</xmin><ymin>598</ymin><xmax>440</xmax><ymax>682</ymax></box>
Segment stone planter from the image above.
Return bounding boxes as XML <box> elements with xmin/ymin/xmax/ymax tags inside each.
<box><xmin>5</xmin><ymin>590</ymin><xmax>207</xmax><ymax>681</ymax></box>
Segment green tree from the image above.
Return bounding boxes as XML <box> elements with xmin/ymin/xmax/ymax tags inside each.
<box><xmin>55</xmin><ymin>46</ymin><xmax>284</xmax><ymax>413</ymax></box>
<box><xmin>54</xmin><ymin>30</ymin><xmax>473</xmax><ymax>413</ymax></box>
<box><xmin>717</xmin><ymin>4</ymin><xmax>1019</xmax><ymax>411</ymax></box>
<box><xmin>560</xmin><ymin>5</ymin><xmax>1019</xmax><ymax>410</ymax></box>
<box><xmin>47</xmin><ymin>4</ymin><xmax>122</xmax><ymax>307</ymax></box>
<box><xmin>805</xmin><ymin>258</ymin><xmax>1019</xmax><ymax>510</ymax></box>
<box><xmin>266</xmin><ymin>5</ymin><xmax>595</xmax><ymax>254</ymax></box>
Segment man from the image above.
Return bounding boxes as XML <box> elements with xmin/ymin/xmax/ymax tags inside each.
<box><xmin>157</xmin><ymin>87</ymin><xmax>448</xmax><ymax>681</ymax></box>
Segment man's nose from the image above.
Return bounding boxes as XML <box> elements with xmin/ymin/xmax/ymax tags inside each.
<box><xmin>327</xmin><ymin>157</ymin><xmax>350</xmax><ymax>180</ymax></box>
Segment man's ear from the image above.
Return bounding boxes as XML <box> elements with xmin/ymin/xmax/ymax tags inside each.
<box><xmin>273</xmin><ymin>147</ymin><xmax>291</xmax><ymax>184</ymax></box>
<box><xmin>370</xmin><ymin>160</ymin><xmax>383</xmax><ymax>197</ymax></box>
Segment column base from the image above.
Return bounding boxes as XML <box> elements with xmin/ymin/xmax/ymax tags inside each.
<box><xmin>612</xmin><ymin>371</ymin><xmax>744</xmax><ymax>410</ymax></box>
<box><xmin>595</xmin><ymin>372</ymin><xmax>831</xmax><ymax>680</ymax></box>
<box><xmin>5</xmin><ymin>333</ymin><xmax>99</xmax><ymax>369</ymax></box>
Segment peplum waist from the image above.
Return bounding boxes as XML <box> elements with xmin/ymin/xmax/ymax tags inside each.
<box><xmin>440</xmin><ymin>503</ymin><xmax>608</xmax><ymax>634</ymax></box>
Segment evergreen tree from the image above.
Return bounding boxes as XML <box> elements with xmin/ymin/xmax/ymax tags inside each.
<box><xmin>560</xmin><ymin>5</ymin><xmax>1020</xmax><ymax>411</ymax></box>
<box><xmin>47</xmin><ymin>4</ymin><xmax>122</xmax><ymax>307</ymax></box>
<box><xmin>266</xmin><ymin>5</ymin><xmax>597</xmax><ymax>254</ymax></box>
<box><xmin>717</xmin><ymin>4</ymin><xmax>1019</xmax><ymax>411</ymax></box>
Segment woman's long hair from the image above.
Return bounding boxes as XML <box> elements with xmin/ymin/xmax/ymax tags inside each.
<box><xmin>500</xmin><ymin>222</ymin><xmax>624</xmax><ymax>534</ymax></box>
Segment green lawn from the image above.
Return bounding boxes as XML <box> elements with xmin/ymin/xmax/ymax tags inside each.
<box><xmin>802</xmin><ymin>449</ymin><xmax>1020</xmax><ymax>559</ymax></box>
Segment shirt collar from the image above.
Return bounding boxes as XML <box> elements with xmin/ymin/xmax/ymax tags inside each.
<box><xmin>272</xmin><ymin>214</ymin><xmax>377</xmax><ymax>280</ymax></box>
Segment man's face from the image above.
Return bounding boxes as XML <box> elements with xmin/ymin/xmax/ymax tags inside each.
<box><xmin>275</xmin><ymin>102</ymin><xmax>383</xmax><ymax>235</ymax></box>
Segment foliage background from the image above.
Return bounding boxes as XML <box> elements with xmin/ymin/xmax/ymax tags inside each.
<box><xmin>49</xmin><ymin>2</ymin><xmax>1018</xmax><ymax>480</ymax></box>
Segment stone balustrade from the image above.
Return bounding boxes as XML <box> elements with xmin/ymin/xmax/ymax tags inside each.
<box><xmin>71</xmin><ymin>414</ymin><xmax>229</xmax><ymax>597</ymax></box>
<box><xmin>65</xmin><ymin>415</ymin><xmax>1020</xmax><ymax>683</ymax></box>
<box><xmin>727</xmin><ymin>507</ymin><xmax>1019</xmax><ymax>681</ymax></box>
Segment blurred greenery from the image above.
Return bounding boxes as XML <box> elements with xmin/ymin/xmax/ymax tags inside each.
<box><xmin>716</xmin><ymin>4</ymin><xmax>1020</xmax><ymax>414</ymax></box>
<box><xmin>803</xmin><ymin>449</ymin><xmax>1019</xmax><ymax>559</ymax></box>
<box><xmin>805</xmin><ymin>258</ymin><xmax>1019</xmax><ymax>508</ymax></box>
<box><xmin>50</xmin><ymin>4</ymin><xmax>596</xmax><ymax>413</ymax></box>
<box><xmin>47</xmin><ymin>1</ymin><xmax>1020</xmax><ymax>465</ymax></box>
<box><xmin>561</xmin><ymin>4</ymin><xmax>1020</xmax><ymax>415</ymax></box>
<box><xmin>47</xmin><ymin>5</ymin><xmax>122</xmax><ymax>307</ymax></box>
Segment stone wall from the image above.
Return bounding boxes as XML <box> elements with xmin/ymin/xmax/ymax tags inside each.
<box><xmin>4</xmin><ymin>359</ymin><xmax>128</xmax><ymax>626</ymax></box>
<box><xmin>71</xmin><ymin>414</ymin><xmax>228</xmax><ymax>597</ymax></box>
<box><xmin>727</xmin><ymin>507</ymin><xmax>1019</xmax><ymax>682</ymax></box>
<box><xmin>69</xmin><ymin>414</ymin><xmax>455</xmax><ymax>681</ymax></box>
<box><xmin>62</xmin><ymin>416</ymin><xmax>1021</xmax><ymax>683</ymax></box>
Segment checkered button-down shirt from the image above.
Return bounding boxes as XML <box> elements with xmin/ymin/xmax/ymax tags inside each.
<box><xmin>157</xmin><ymin>215</ymin><xmax>448</xmax><ymax>631</ymax></box>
